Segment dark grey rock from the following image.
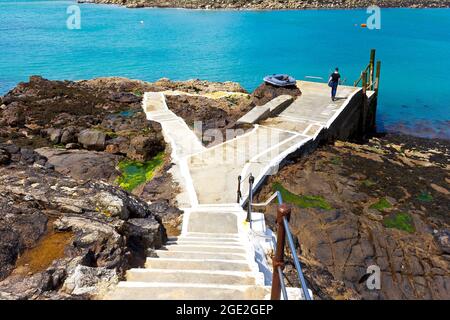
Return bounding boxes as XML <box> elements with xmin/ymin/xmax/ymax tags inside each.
<box><xmin>78</xmin><ymin>129</ymin><xmax>106</xmax><ymax>151</ymax></box>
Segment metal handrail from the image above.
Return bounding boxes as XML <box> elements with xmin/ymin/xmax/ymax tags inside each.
<box><xmin>236</xmin><ymin>172</ymin><xmax>254</xmax><ymax>203</ymax></box>
<box><xmin>251</xmin><ymin>191</ymin><xmax>279</xmax><ymax>207</ymax></box>
<box><xmin>282</xmin><ymin>215</ymin><xmax>311</xmax><ymax>300</ymax></box>
<box><xmin>246</xmin><ymin>174</ymin><xmax>254</xmax><ymax>228</ymax></box>
<box><xmin>237</xmin><ymin>175</ymin><xmax>242</xmax><ymax>203</ymax></box>
<box><xmin>278</xmin><ymin>266</ymin><xmax>288</xmax><ymax>300</ymax></box>
<box><xmin>248</xmin><ymin>187</ymin><xmax>311</xmax><ymax>301</ymax></box>
<box><xmin>236</xmin><ymin>174</ymin><xmax>311</xmax><ymax>300</ymax></box>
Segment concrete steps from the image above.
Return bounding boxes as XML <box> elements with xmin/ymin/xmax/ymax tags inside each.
<box><xmin>103</xmin><ymin>207</ymin><xmax>268</xmax><ymax>300</ymax></box>
<box><xmin>126</xmin><ymin>269</ymin><xmax>259</xmax><ymax>285</ymax></box>
<box><xmin>165</xmin><ymin>240</ymin><xmax>241</xmax><ymax>246</ymax></box>
<box><xmin>105</xmin><ymin>282</ymin><xmax>268</xmax><ymax>300</ymax></box>
<box><xmin>168</xmin><ymin>236</ymin><xmax>241</xmax><ymax>243</ymax></box>
<box><xmin>163</xmin><ymin>244</ymin><xmax>247</xmax><ymax>254</ymax></box>
<box><xmin>166</xmin><ymin>237</ymin><xmax>242</xmax><ymax>246</ymax></box>
<box><xmin>183</xmin><ymin>232</ymin><xmax>241</xmax><ymax>239</ymax></box>
<box><xmin>145</xmin><ymin>258</ymin><xmax>252</xmax><ymax>272</ymax></box>
<box><xmin>155</xmin><ymin>250</ymin><xmax>247</xmax><ymax>260</ymax></box>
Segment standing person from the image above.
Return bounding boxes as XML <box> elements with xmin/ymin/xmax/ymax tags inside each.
<box><xmin>328</xmin><ymin>68</ymin><xmax>341</xmax><ymax>101</ymax></box>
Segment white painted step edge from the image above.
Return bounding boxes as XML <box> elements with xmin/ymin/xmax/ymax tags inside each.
<box><xmin>118</xmin><ymin>281</ymin><xmax>259</xmax><ymax>291</ymax></box>
<box><xmin>146</xmin><ymin>257</ymin><xmax>249</xmax><ymax>265</ymax></box>
<box><xmin>163</xmin><ymin>244</ymin><xmax>247</xmax><ymax>250</ymax></box>
<box><xmin>127</xmin><ymin>268</ymin><xmax>264</xmax><ymax>286</ymax></box>
<box><xmin>165</xmin><ymin>241</ymin><xmax>245</xmax><ymax>246</ymax></box>
<box><xmin>155</xmin><ymin>250</ymin><xmax>248</xmax><ymax>258</ymax></box>
<box><xmin>127</xmin><ymin>269</ymin><xmax>266</xmax><ymax>286</ymax></box>
<box><xmin>128</xmin><ymin>268</ymin><xmax>259</xmax><ymax>278</ymax></box>
<box><xmin>183</xmin><ymin>232</ymin><xmax>241</xmax><ymax>237</ymax></box>
<box><xmin>167</xmin><ymin>236</ymin><xmax>242</xmax><ymax>242</ymax></box>
<box><xmin>146</xmin><ymin>257</ymin><xmax>261</xmax><ymax>274</ymax></box>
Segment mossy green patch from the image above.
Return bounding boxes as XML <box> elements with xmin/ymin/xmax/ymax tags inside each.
<box><xmin>383</xmin><ymin>212</ymin><xmax>415</xmax><ymax>233</ymax></box>
<box><xmin>362</xmin><ymin>179</ymin><xmax>376</xmax><ymax>187</ymax></box>
<box><xmin>105</xmin><ymin>131</ymin><xmax>118</xmax><ymax>139</ymax></box>
<box><xmin>272</xmin><ymin>182</ymin><xmax>333</xmax><ymax>210</ymax></box>
<box><xmin>329</xmin><ymin>156</ymin><xmax>342</xmax><ymax>165</ymax></box>
<box><xmin>116</xmin><ymin>152</ymin><xmax>164</xmax><ymax>192</ymax></box>
<box><xmin>369</xmin><ymin>198</ymin><xmax>392</xmax><ymax>211</ymax></box>
<box><xmin>417</xmin><ymin>192</ymin><xmax>433</xmax><ymax>202</ymax></box>
<box><xmin>92</xmin><ymin>126</ymin><xmax>118</xmax><ymax>139</ymax></box>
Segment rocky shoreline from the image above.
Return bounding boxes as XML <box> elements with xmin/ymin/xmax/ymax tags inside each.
<box><xmin>1</xmin><ymin>76</ymin><xmax>448</xmax><ymax>299</ymax></box>
<box><xmin>255</xmin><ymin>134</ymin><xmax>449</xmax><ymax>299</ymax></box>
<box><xmin>0</xmin><ymin>75</ymin><xmax>255</xmax><ymax>299</ymax></box>
<box><xmin>78</xmin><ymin>0</ymin><xmax>450</xmax><ymax>10</ymax></box>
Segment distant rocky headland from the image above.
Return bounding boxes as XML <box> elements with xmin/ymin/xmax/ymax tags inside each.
<box><xmin>0</xmin><ymin>76</ymin><xmax>448</xmax><ymax>299</ymax></box>
<box><xmin>78</xmin><ymin>0</ymin><xmax>450</xmax><ymax>9</ymax></box>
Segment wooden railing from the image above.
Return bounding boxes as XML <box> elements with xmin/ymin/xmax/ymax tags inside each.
<box><xmin>354</xmin><ymin>49</ymin><xmax>381</xmax><ymax>95</ymax></box>
<box><xmin>354</xmin><ymin>49</ymin><xmax>382</xmax><ymax>137</ymax></box>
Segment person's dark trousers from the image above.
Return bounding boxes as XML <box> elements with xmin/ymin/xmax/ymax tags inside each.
<box><xmin>331</xmin><ymin>82</ymin><xmax>338</xmax><ymax>100</ymax></box>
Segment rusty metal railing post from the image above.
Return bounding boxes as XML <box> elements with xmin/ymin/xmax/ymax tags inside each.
<box><xmin>271</xmin><ymin>204</ymin><xmax>291</xmax><ymax>300</ymax></box>
<box><xmin>246</xmin><ymin>174</ymin><xmax>254</xmax><ymax>226</ymax></box>
<box><xmin>237</xmin><ymin>175</ymin><xmax>242</xmax><ymax>203</ymax></box>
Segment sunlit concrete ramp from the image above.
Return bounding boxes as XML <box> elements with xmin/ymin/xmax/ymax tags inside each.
<box><xmin>188</xmin><ymin>81</ymin><xmax>362</xmax><ymax>204</ymax></box>
<box><xmin>105</xmin><ymin>83</ymin><xmax>362</xmax><ymax>300</ymax></box>
<box><xmin>144</xmin><ymin>92</ymin><xmax>204</xmax><ymax>158</ymax></box>
<box><xmin>142</xmin><ymin>92</ymin><xmax>204</xmax><ymax>206</ymax></box>
<box><xmin>188</xmin><ymin>126</ymin><xmax>310</xmax><ymax>203</ymax></box>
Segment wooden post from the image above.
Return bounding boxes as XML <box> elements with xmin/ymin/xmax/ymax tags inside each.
<box><xmin>362</xmin><ymin>71</ymin><xmax>367</xmax><ymax>95</ymax></box>
<box><xmin>369</xmin><ymin>49</ymin><xmax>376</xmax><ymax>90</ymax></box>
<box><xmin>374</xmin><ymin>61</ymin><xmax>381</xmax><ymax>95</ymax></box>
<box><xmin>361</xmin><ymin>71</ymin><xmax>368</xmax><ymax>137</ymax></box>
<box><xmin>271</xmin><ymin>204</ymin><xmax>291</xmax><ymax>300</ymax></box>
<box><xmin>371</xmin><ymin>61</ymin><xmax>381</xmax><ymax>132</ymax></box>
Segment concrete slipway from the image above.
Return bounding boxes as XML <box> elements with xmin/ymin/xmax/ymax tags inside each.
<box><xmin>105</xmin><ymin>81</ymin><xmax>375</xmax><ymax>300</ymax></box>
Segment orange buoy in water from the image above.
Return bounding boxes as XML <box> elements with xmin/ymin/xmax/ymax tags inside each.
<box><xmin>361</xmin><ymin>23</ymin><xmax>367</xmax><ymax>28</ymax></box>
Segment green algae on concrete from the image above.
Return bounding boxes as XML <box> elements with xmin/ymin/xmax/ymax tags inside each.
<box><xmin>272</xmin><ymin>182</ymin><xmax>333</xmax><ymax>210</ymax></box>
<box><xmin>383</xmin><ymin>212</ymin><xmax>415</xmax><ymax>233</ymax></box>
<box><xmin>369</xmin><ymin>197</ymin><xmax>392</xmax><ymax>211</ymax></box>
<box><xmin>116</xmin><ymin>152</ymin><xmax>164</xmax><ymax>192</ymax></box>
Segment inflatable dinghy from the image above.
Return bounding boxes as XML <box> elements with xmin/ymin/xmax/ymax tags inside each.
<box><xmin>263</xmin><ymin>74</ymin><xmax>296</xmax><ymax>87</ymax></box>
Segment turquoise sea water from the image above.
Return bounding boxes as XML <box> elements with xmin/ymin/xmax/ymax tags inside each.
<box><xmin>1</xmin><ymin>1</ymin><xmax>449</xmax><ymax>138</ymax></box>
